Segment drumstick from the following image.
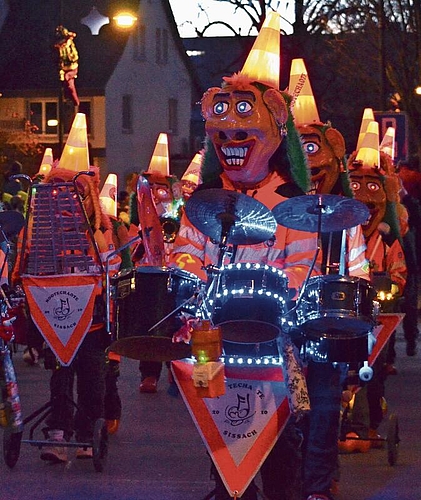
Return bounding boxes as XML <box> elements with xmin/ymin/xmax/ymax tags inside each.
<box><xmin>369</xmin><ymin>222</ymin><xmax>390</xmax><ymax>262</ymax></box>
<box><xmin>0</xmin><ymin>284</ymin><xmax>12</xmax><ymax>310</ymax></box>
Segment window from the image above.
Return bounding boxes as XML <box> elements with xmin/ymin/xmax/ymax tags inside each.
<box><xmin>155</xmin><ymin>28</ymin><xmax>161</xmax><ymax>63</ymax></box>
<box><xmin>133</xmin><ymin>24</ymin><xmax>146</xmax><ymax>61</ymax></box>
<box><xmin>29</xmin><ymin>101</ymin><xmax>58</xmax><ymax>135</ymax></box>
<box><xmin>155</xmin><ymin>28</ymin><xmax>168</xmax><ymax>64</ymax></box>
<box><xmin>168</xmin><ymin>98</ymin><xmax>178</xmax><ymax>135</ymax></box>
<box><xmin>162</xmin><ymin>29</ymin><xmax>168</xmax><ymax>64</ymax></box>
<box><xmin>122</xmin><ymin>94</ymin><xmax>133</xmax><ymax>134</ymax></box>
<box><xmin>28</xmin><ymin>99</ymin><xmax>91</xmax><ymax>137</ymax></box>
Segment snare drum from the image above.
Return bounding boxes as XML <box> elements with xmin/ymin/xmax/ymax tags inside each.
<box><xmin>211</xmin><ymin>263</ymin><xmax>289</xmax><ymax>343</ymax></box>
<box><xmin>112</xmin><ymin>266</ymin><xmax>199</xmax><ymax>341</ymax></box>
<box><xmin>296</xmin><ymin>275</ymin><xmax>378</xmax><ymax>337</ymax></box>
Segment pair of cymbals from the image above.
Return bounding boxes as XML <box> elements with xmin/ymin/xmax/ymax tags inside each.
<box><xmin>185</xmin><ymin>189</ymin><xmax>369</xmax><ymax>245</ymax></box>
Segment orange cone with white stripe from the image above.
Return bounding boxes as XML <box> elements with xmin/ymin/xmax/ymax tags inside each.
<box><xmin>241</xmin><ymin>12</ymin><xmax>281</xmax><ymax>89</ymax></box>
<box><xmin>380</xmin><ymin>127</ymin><xmax>395</xmax><ymax>160</ymax></box>
<box><xmin>182</xmin><ymin>152</ymin><xmax>203</xmax><ymax>186</ymax></box>
<box><xmin>356</xmin><ymin>108</ymin><xmax>375</xmax><ymax>151</ymax></box>
<box><xmin>59</xmin><ymin>113</ymin><xmax>90</xmax><ymax>172</ymax></box>
<box><xmin>38</xmin><ymin>147</ymin><xmax>53</xmax><ymax>176</ymax></box>
<box><xmin>289</xmin><ymin>58</ymin><xmax>320</xmax><ymax>125</ymax></box>
<box><xmin>145</xmin><ymin>132</ymin><xmax>169</xmax><ymax>176</ymax></box>
<box><xmin>356</xmin><ymin>120</ymin><xmax>379</xmax><ymax>168</ymax></box>
<box><xmin>100</xmin><ymin>173</ymin><xmax>118</xmax><ymax>218</ymax></box>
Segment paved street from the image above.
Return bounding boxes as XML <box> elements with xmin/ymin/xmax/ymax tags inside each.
<box><xmin>1</xmin><ymin>322</ymin><xmax>420</xmax><ymax>500</ymax></box>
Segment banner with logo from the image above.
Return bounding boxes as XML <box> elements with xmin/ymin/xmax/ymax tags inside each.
<box><xmin>172</xmin><ymin>360</ymin><xmax>290</xmax><ymax>498</ymax></box>
<box><xmin>369</xmin><ymin>313</ymin><xmax>404</xmax><ymax>365</ymax></box>
<box><xmin>22</xmin><ymin>274</ymin><xmax>100</xmax><ymax>366</ymax></box>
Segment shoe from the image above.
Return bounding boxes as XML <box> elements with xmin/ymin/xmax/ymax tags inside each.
<box><xmin>23</xmin><ymin>347</ymin><xmax>39</xmax><ymax>366</ymax></box>
<box><xmin>40</xmin><ymin>430</ymin><xmax>67</xmax><ymax>463</ymax></box>
<box><xmin>406</xmin><ymin>340</ymin><xmax>417</xmax><ymax>356</ymax></box>
<box><xmin>76</xmin><ymin>446</ymin><xmax>93</xmax><ymax>459</ymax></box>
<box><xmin>368</xmin><ymin>428</ymin><xmax>385</xmax><ymax>449</ymax></box>
<box><xmin>338</xmin><ymin>432</ymin><xmax>371</xmax><ymax>453</ymax></box>
<box><xmin>106</xmin><ymin>419</ymin><xmax>120</xmax><ymax>435</ymax></box>
<box><xmin>330</xmin><ymin>479</ymin><xmax>340</xmax><ymax>496</ymax></box>
<box><xmin>139</xmin><ymin>376</ymin><xmax>158</xmax><ymax>393</ymax></box>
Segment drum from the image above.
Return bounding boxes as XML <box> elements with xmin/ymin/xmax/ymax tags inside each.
<box><xmin>296</xmin><ymin>275</ymin><xmax>378</xmax><ymax>337</ymax></box>
<box><xmin>112</xmin><ymin>266</ymin><xmax>199</xmax><ymax>352</ymax></box>
<box><xmin>211</xmin><ymin>263</ymin><xmax>289</xmax><ymax>343</ymax></box>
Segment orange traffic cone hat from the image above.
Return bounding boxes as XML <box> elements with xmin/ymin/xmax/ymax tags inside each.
<box><xmin>356</xmin><ymin>108</ymin><xmax>375</xmax><ymax>151</ymax></box>
<box><xmin>144</xmin><ymin>132</ymin><xmax>170</xmax><ymax>177</ymax></box>
<box><xmin>380</xmin><ymin>126</ymin><xmax>395</xmax><ymax>160</ymax></box>
<box><xmin>289</xmin><ymin>58</ymin><xmax>320</xmax><ymax>124</ymax></box>
<box><xmin>38</xmin><ymin>147</ymin><xmax>54</xmax><ymax>176</ymax></box>
<box><xmin>59</xmin><ymin>113</ymin><xmax>90</xmax><ymax>172</ymax></box>
<box><xmin>240</xmin><ymin>11</ymin><xmax>281</xmax><ymax>89</ymax></box>
<box><xmin>99</xmin><ymin>173</ymin><xmax>118</xmax><ymax>218</ymax></box>
<box><xmin>182</xmin><ymin>152</ymin><xmax>203</xmax><ymax>186</ymax></box>
<box><xmin>356</xmin><ymin>120</ymin><xmax>379</xmax><ymax>168</ymax></box>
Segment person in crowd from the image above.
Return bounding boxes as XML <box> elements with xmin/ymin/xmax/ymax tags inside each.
<box><xmin>13</xmin><ymin>151</ymin><xmax>121</xmax><ymax>462</ymax></box>
<box><xmin>130</xmin><ymin>134</ymin><xmax>185</xmax><ymax>394</ymax></box>
<box><xmin>2</xmin><ymin>161</ymin><xmax>23</xmax><ymax>205</ymax></box>
<box><xmin>395</xmin><ymin>155</ymin><xmax>421</xmax><ymax>356</ymax></box>
<box><xmin>170</xmin><ymin>14</ymin><xmax>320</xmax><ymax>500</ymax></box>
<box><xmin>343</xmin><ymin>124</ymin><xmax>407</xmax><ymax>451</ymax></box>
<box><xmin>289</xmin><ymin>57</ymin><xmax>370</xmax><ymax>500</ymax></box>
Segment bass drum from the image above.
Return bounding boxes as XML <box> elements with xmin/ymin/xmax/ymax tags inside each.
<box><xmin>296</xmin><ymin>274</ymin><xmax>378</xmax><ymax>338</ymax></box>
<box><xmin>111</xmin><ymin>266</ymin><xmax>199</xmax><ymax>360</ymax></box>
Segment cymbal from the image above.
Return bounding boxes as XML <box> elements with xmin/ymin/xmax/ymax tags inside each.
<box><xmin>0</xmin><ymin>210</ymin><xmax>25</xmax><ymax>241</ymax></box>
<box><xmin>272</xmin><ymin>194</ymin><xmax>369</xmax><ymax>233</ymax></box>
<box><xmin>185</xmin><ymin>188</ymin><xmax>277</xmax><ymax>245</ymax></box>
<box><xmin>109</xmin><ymin>336</ymin><xmax>192</xmax><ymax>362</ymax></box>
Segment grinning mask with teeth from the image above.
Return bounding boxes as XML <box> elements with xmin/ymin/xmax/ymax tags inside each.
<box><xmin>297</xmin><ymin>123</ymin><xmax>347</xmax><ymax>195</ymax></box>
<box><xmin>201</xmin><ymin>73</ymin><xmax>288</xmax><ymax>185</ymax></box>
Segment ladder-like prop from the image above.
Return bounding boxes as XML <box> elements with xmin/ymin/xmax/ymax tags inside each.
<box><xmin>23</xmin><ymin>181</ymin><xmax>97</xmax><ymax>276</ymax></box>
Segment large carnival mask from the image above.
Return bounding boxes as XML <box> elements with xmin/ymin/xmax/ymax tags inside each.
<box><xmin>298</xmin><ymin>124</ymin><xmax>346</xmax><ymax>194</ymax></box>
<box><xmin>348</xmin><ymin>166</ymin><xmax>387</xmax><ymax>239</ymax></box>
<box><xmin>143</xmin><ymin>172</ymin><xmax>175</xmax><ymax>217</ymax></box>
<box><xmin>201</xmin><ymin>77</ymin><xmax>288</xmax><ymax>185</ymax></box>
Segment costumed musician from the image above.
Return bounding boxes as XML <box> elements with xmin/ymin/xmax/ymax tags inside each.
<box><xmin>169</xmin><ymin>14</ymin><xmax>321</xmax><ymax>500</ymax></box>
<box><xmin>343</xmin><ymin>119</ymin><xmax>407</xmax><ymax>452</ymax></box>
<box><xmin>13</xmin><ymin>114</ymin><xmax>121</xmax><ymax>462</ymax></box>
<box><xmin>288</xmin><ymin>58</ymin><xmax>371</xmax><ymax>500</ymax></box>
<box><xmin>129</xmin><ymin>133</ymin><xmax>187</xmax><ymax>394</ymax></box>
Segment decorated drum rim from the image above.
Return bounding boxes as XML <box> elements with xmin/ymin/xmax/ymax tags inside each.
<box><xmin>220</xmin><ymin>262</ymin><xmax>288</xmax><ymax>278</ymax></box>
<box><xmin>114</xmin><ymin>265</ymin><xmax>199</xmax><ymax>282</ymax></box>
<box><xmin>216</xmin><ymin>262</ymin><xmax>288</xmax><ymax>305</ymax></box>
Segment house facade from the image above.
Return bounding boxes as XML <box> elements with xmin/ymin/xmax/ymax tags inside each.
<box><xmin>106</xmin><ymin>0</ymin><xmax>199</xmax><ymax>183</ymax></box>
<box><xmin>0</xmin><ymin>0</ymin><xmax>198</xmax><ymax>187</ymax></box>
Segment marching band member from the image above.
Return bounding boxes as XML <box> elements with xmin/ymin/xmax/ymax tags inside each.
<box><xmin>131</xmin><ymin>133</ymin><xmax>185</xmax><ymax>394</ymax></box>
<box><xmin>14</xmin><ymin>115</ymin><xmax>121</xmax><ymax>462</ymax></box>
<box><xmin>289</xmin><ymin>59</ymin><xmax>370</xmax><ymax>500</ymax></box>
<box><xmin>170</xmin><ymin>13</ymin><xmax>320</xmax><ymax>500</ymax></box>
<box><xmin>344</xmin><ymin>120</ymin><xmax>407</xmax><ymax>452</ymax></box>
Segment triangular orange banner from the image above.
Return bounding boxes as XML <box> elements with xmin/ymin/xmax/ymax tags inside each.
<box><xmin>22</xmin><ymin>274</ymin><xmax>101</xmax><ymax>366</ymax></box>
<box><xmin>369</xmin><ymin>313</ymin><xmax>404</xmax><ymax>365</ymax></box>
<box><xmin>172</xmin><ymin>360</ymin><xmax>290</xmax><ymax>498</ymax></box>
